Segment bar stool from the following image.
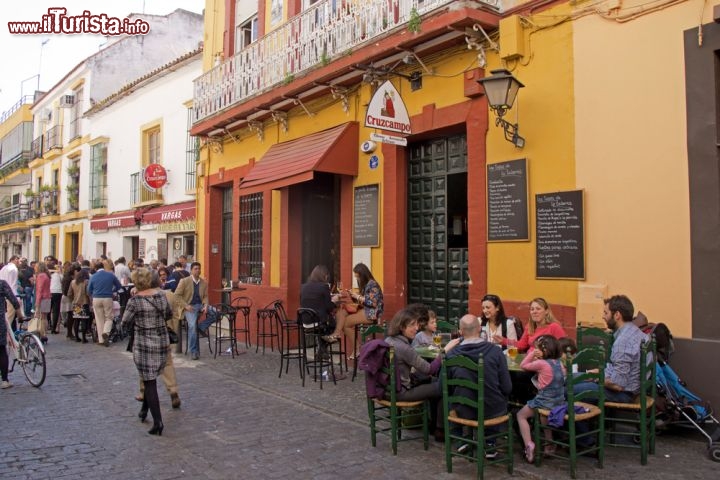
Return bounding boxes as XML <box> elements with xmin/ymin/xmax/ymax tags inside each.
<box><xmin>212</xmin><ymin>303</ymin><xmax>240</xmax><ymax>358</ymax></box>
<box><xmin>255</xmin><ymin>300</ymin><xmax>279</xmax><ymax>354</ymax></box>
<box><xmin>230</xmin><ymin>296</ymin><xmax>252</xmax><ymax>348</ymax></box>
<box><xmin>274</xmin><ymin>301</ymin><xmax>303</xmax><ymax>378</ymax></box>
<box><xmin>182</xmin><ymin>309</ymin><xmax>214</xmax><ymax>356</ymax></box>
<box><xmin>297</xmin><ymin>308</ymin><xmax>337</xmax><ymax>389</ymax></box>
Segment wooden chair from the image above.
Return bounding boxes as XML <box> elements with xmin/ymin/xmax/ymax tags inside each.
<box><xmin>605</xmin><ymin>337</ymin><xmax>657</xmax><ymax>465</ymax></box>
<box><xmin>367</xmin><ymin>346</ymin><xmax>429</xmax><ymax>455</ymax></box>
<box><xmin>576</xmin><ymin>322</ymin><xmax>613</xmax><ymax>359</ymax></box>
<box><xmin>436</xmin><ymin>319</ymin><xmax>458</xmax><ymax>333</ymax></box>
<box><xmin>441</xmin><ymin>353</ymin><xmax>513</xmax><ymax>479</ymax></box>
<box><xmin>351</xmin><ymin>323</ymin><xmax>385</xmax><ymax>381</ymax></box>
<box><xmin>534</xmin><ymin>346</ymin><xmax>606</xmax><ymax>479</ymax></box>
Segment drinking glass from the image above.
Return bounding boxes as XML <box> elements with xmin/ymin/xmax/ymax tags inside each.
<box><xmin>336</xmin><ymin>281</ymin><xmax>344</xmax><ymax>291</ymax></box>
<box><xmin>221</xmin><ymin>278</ymin><xmax>228</xmax><ymax>288</ymax></box>
<box><xmin>507</xmin><ymin>339</ymin><xmax>518</xmax><ymax>363</ymax></box>
<box><xmin>432</xmin><ymin>334</ymin><xmax>442</xmax><ymax>349</ymax></box>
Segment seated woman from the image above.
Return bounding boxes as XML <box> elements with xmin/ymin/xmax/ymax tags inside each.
<box><xmin>325</xmin><ymin>263</ymin><xmax>383</xmax><ymax>358</ymax></box>
<box><xmin>300</xmin><ymin>265</ymin><xmax>339</xmax><ymax>336</ymax></box>
<box><xmin>411</xmin><ymin>309</ymin><xmax>437</xmax><ymax>347</ymax></box>
<box><xmin>384</xmin><ymin>306</ymin><xmax>460</xmax><ymax>436</ymax></box>
<box><xmin>479</xmin><ymin>294</ymin><xmax>519</xmax><ymax>350</ymax></box>
<box><xmin>516</xmin><ymin>297</ymin><xmax>568</xmax><ymax>353</ymax></box>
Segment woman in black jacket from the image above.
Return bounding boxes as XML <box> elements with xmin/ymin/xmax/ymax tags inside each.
<box><xmin>299</xmin><ymin>265</ymin><xmax>339</xmax><ymax>335</ymax></box>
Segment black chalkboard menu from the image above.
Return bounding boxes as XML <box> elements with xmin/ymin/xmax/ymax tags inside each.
<box><xmin>353</xmin><ymin>184</ymin><xmax>379</xmax><ymax>247</ymax></box>
<box><xmin>535</xmin><ymin>190</ymin><xmax>585</xmax><ymax>279</ymax></box>
<box><xmin>487</xmin><ymin>158</ymin><xmax>529</xmax><ymax>241</ymax></box>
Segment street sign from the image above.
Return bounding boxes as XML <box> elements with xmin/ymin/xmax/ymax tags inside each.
<box><xmin>370</xmin><ymin>132</ymin><xmax>408</xmax><ymax>146</ymax></box>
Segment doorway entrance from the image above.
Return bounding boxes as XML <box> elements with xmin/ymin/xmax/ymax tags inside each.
<box><xmin>301</xmin><ymin>173</ymin><xmax>340</xmax><ymax>282</ymax></box>
<box><xmin>407</xmin><ymin>135</ymin><xmax>469</xmax><ymax>322</ymax></box>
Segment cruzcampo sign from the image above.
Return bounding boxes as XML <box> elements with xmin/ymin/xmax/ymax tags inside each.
<box><xmin>364</xmin><ymin>80</ymin><xmax>411</xmax><ymax>135</ymax></box>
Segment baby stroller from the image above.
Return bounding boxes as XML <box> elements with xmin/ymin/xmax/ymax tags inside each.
<box><xmin>656</xmin><ymin>361</ymin><xmax>720</xmax><ymax>461</ymax></box>
<box><xmin>107</xmin><ymin>300</ymin><xmax>125</xmax><ymax>344</ymax></box>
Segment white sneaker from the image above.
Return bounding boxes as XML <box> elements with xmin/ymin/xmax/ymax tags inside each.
<box><xmin>1</xmin><ymin>380</ymin><xmax>13</xmax><ymax>389</ymax></box>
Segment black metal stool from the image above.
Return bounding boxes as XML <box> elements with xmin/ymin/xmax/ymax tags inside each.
<box><xmin>274</xmin><ymin>301</ymin><xmax>303</xmax><ymax>378</ymax></box>
<box><xmin>297</xmin><ymin>308</ymin><xmax>338</xmax><ymax>389</ymax></box>
<box><xmin>255</xmin><ymin>300</ymin><xmax>279</xmax><ymax>354</ymax></box>
<box><xmin>230</xmin><ymin>296</ymin><xmax>252</xmax><ymax>348</ymax></box>
<box><xmin>212</xmin><ymin>303</ymin><xmax>240</xmax><ymax>358</ymax></box>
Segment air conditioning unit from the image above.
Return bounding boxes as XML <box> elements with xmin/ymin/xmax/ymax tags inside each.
<box><xmin>59</xmin><ymin>94</ymin><xmax>75</xmax><ymax>107</ymax></box>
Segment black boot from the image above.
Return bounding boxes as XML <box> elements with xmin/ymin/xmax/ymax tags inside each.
<box><xmin>138</xmin><ymin>398</ymin><xmax>149</xmax><ymax>422</ymax></box>
<box><xmin>144</xmin><ymin>380</ymin><xmax>163</xmax><ymax>436</ymax></box>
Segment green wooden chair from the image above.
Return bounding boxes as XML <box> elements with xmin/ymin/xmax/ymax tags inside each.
<box><xmin>352</xmin><ymin>323</ymin><xmax>385</xmax><ymax>381</ymax></box>
<box><xmin>441</xmin><ymin>353</ymin><xmax>513</xmax><ymax>479</ymax></box>
<box><xmin>436</xmin><ymin>320</ymin><xmax>458</xmax><ymax>332</ymax></box>
<box><xmin>605</xmin><ymin>337</ymin><xmax>657</xmax><ymax>465</ymax></box>
<box><xmin>576</xmin><ymin>322</ymin><xmax>613</xmax><ymax>360</ymax></box>
<box><xmin>534</xmin><ymin>346</ymin><xmax>606</xmax><ymax>479</ymax></box>
<box><xmin>367</xmin><ymin>346</ymin><xmax>429</xmax><ymax>455</ymax></box>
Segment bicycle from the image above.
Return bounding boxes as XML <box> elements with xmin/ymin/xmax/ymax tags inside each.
<box><xmin>7</xmin><ymin>323</ymin><xmax>47</xmax><ymax>387</ymax></box>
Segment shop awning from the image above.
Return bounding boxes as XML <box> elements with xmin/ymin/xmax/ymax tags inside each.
<box><xmin>238</xmin><ymin>122</ymin><xmax>358</xmax><ymax>195</ymax></box>
<box><xmin>90</xmin><ymin>209</ymin><xmax>138</xmax><ymax>231</ymax></box>
<box><xmin>142</xmin><ymin>201</ymin><xmax>196</xmax><ymax>224</ymax></box>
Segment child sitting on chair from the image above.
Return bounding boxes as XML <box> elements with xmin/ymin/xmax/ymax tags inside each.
<box><xmin>516</xmin><ymin>335</ymin><xmax>566</xmax><ymax>463</ymax></box>
<box><xmin>411</xmin><ymin>309</ymin><xmax>437</xmax><ymax>347</ymax></box>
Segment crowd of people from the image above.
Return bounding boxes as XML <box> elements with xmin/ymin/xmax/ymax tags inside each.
<box><xmin>0</xmin><ymin>253</ymin><xmax>206</xmax><ymax>437</ymax></box>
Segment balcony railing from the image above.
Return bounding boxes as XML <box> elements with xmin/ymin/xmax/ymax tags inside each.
<box><xmin>43</xmin><ymin>125</ymin><xmax>62</xmax><ymax>153</ymax></box>
<box><xmin>31</xmin><ymin>135</ymin><xmax>43</xmax><ymax>160</ymax></box>
<box><xmin>130</xmin><ymin>171</ymin><xmax>163</xmax><ymax>206</ymax></box>
<box><xmin>0</xmin><ymin>204</ymin><xmax>30</xmax><ymax>226</ymax></box>
<box><xmin>0</xmin><ymin>95</ymin><xmax>33</xmax><ymax>124</ymax></box>
<box><xmin>0</xmin><ymin>156</ymin><xmax>29</xmax><ymax>179</ymax></box>
<box><xmin>193</xmin><ymin>0</ymin><xmax>478</xmax><ymax>124</ymax></box>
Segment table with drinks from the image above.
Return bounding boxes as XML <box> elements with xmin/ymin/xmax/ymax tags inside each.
<box><xmin>414</xmin><ymin>343</ymin><xmax>525</xmax><ymax>372</ymax></box>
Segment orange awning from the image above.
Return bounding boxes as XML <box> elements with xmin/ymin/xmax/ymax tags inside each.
<box><xmin>238</xmin><ymin>122</ymin><xmax>358</xmax><ymax>195</ymax></box>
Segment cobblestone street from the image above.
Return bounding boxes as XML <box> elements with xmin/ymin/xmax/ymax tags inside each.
<box><xmin>1</xmin><ymin>336</ymin><xmax>716</xmax><ymax>479</ymax></box>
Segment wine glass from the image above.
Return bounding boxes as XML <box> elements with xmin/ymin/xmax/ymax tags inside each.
<box><xmin>336</xmin><ymin>281</ymin><xmax>344</xmax><ymax>292</ymax></box>
<box><xmin>432</xmin><ymin>334</ymin><xmax>442</xmax><ymax>349</ymax></box>
<box><xmin>221</xmin><ymin>278</ymin><xmax>228</xmax><ymax>289</ymax></box>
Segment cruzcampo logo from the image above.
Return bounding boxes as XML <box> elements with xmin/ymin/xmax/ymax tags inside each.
<box><xmin>364</xmin><ymin>80</ymin><xmax>411</xmax><ymax>135</ymax></box>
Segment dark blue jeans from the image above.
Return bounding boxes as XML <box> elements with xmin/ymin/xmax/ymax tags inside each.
<box><xmin>23</xmin><ymin>286</ymin><xmax>34</xmax><ymax>317</ymax></box>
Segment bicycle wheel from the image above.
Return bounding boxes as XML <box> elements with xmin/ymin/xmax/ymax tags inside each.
<box><xmin>21</xmin><ymin>334</ymin><xmax>46</xmax><ymax>387</ymax></box>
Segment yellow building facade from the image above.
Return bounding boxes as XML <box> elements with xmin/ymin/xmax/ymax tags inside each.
<box><xmin>194</xmin><ymin>0</ymin><xmax>719</xmax><ymax>405</ymax></box>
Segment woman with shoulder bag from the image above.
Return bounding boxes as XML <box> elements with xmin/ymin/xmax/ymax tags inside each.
<box><xmin>33</xmin><ymin>262</ymin><xmax>52</xmax><ymax>341</ymax></box>
<box><xmin>121</xmin><ymin>268</ymin><xmax>172</xmax><ymax>436</ymax></box>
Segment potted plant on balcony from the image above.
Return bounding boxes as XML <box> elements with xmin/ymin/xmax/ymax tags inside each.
<box><xmin>25</xmin><ymin>188</ymin><xmax>36</xmax><ymax>199</ymax></box>
<box><xmin>66</xmin><ymin>164</ymin><xmax>80</xmax><ymax>178</ymax></box>
<box><xmin>66</xmin><ymin>183</ymin><xmax>79</xmax><ymax>210</ymax></box>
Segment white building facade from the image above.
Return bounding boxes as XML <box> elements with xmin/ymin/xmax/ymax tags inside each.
<box><xmin>25</xmin><ymin>9</ymin><xmax>203</xmax><ymax>262</ymax></box>
<box><xmin>85</xmin><ymin>51</ymin><xmax>201</xmax><ymax>263</ymax></box>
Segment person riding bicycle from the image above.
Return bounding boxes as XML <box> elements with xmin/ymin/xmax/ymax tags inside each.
<box><xmin>1</xmin><ymin>278</ymin><xmax>24</xmax><ymax>389</ymax></box>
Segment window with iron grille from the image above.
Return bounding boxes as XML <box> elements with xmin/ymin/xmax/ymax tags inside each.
<box><xmin>185</xmin><ymin>107</ymin><xmax>198</xmax><ymax>191</ymax></box>
<box><xmin>89</xmin><ymin>142</ymin><xmax>108</xmax><ymax>209</ymax></box>
<box><xmin>238</xmin><ymin>192</ymin><xmax>262</xmax><ymax>282</ymax></box>
<box><xmin>147</xmin><ymin>129</ymin><xmax>161</xmax><ymax>165</ymax></box>
<box><xmin>68</xmin><ymin>88</ymin><xmax>83</xmax><ymax>140</ymax></box>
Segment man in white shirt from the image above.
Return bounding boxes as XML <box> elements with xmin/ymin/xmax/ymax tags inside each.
<box><xmin>0</xmin><ymin>255</ymin><xmax>21</xmax><ymax>329</ymax></box>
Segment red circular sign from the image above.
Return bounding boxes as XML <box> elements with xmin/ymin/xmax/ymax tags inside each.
<box><xmin>143</xmin><ymin>164</ymin><xmax>168</xmax><ymax>190</ymax></box>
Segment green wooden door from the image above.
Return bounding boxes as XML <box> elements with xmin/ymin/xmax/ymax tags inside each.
<box><xmin>408</xmin><ymin>135</ymin><xmax>469</xmax><ymax>322</ymax></box>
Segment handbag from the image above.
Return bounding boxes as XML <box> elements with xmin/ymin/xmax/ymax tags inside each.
<box><xmin>167</xmin><ymin>327</ymin><xmax>179</xmax><ymax>344</ymax></box>
<box><xmin>40</xmin><ymin>298</ymin><xmax>52</xmax><ymax>314</ymax></box>
<box><xmin>28</xmin><ymin>311</ymin><xmax>47</xmax><ymax>336</ymax></box>
<box><xmin>342</xmin><ymin>303</ymin><xmax>359</xmax><ymax>314</ymax></box>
